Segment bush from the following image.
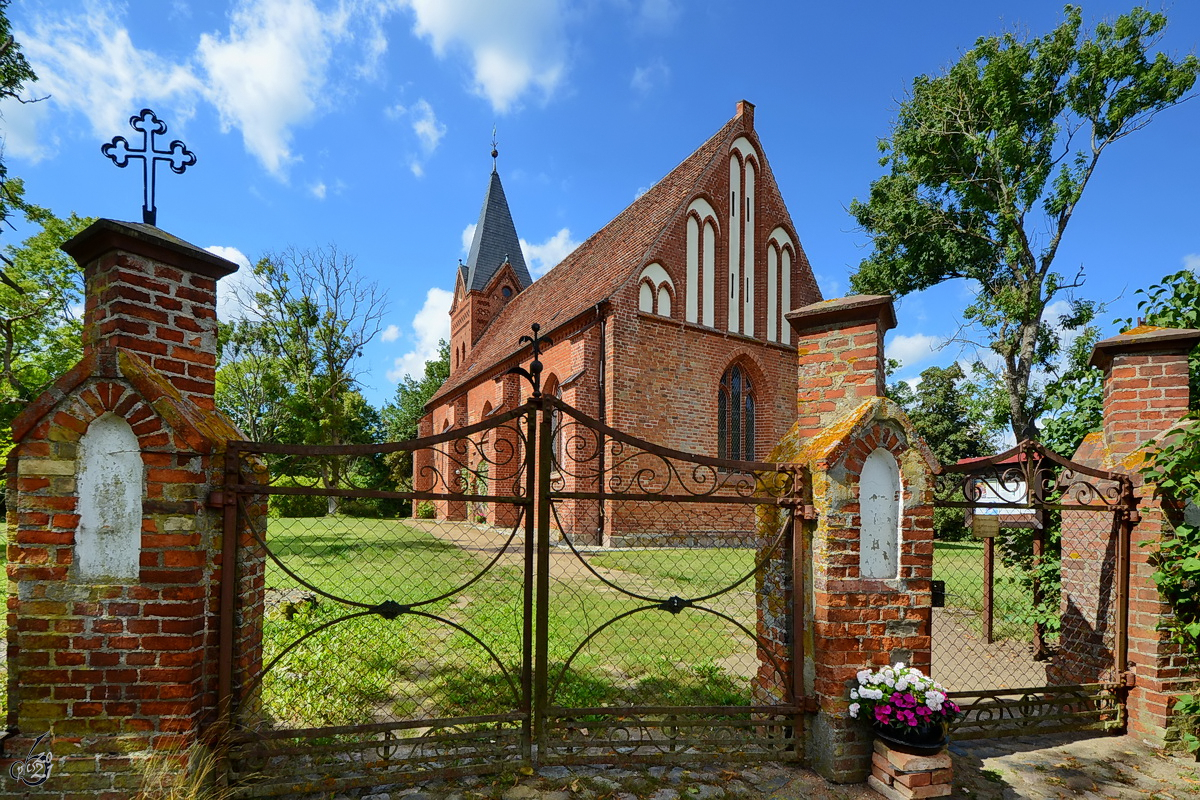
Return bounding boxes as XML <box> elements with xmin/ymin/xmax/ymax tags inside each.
<box><xmin>416</xmin><ymin>501</ymin><xmax>436</xmax><ymax>519</ymax></box>
<box><xmin>267</xmin><ymin>476</ymin><xmax>326</xmax><ymax>518</ymax></box>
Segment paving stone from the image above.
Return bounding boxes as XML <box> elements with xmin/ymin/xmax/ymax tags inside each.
<box><xmin>648</xmin><ymin>789</ymin><xmax>679</xmax><ymax>800</ymax></box>
<box><xmin>648</xmin><ymin>766</ymin><xmax>668</xmax><ymax>779</ymax></box>
<box><xmin>537</xmin><ymin>766</ymin><xmax>571</xmax><ymax>779</ymax></box>
<box><xmin>502</xmin><ymin>785</ymin><xmax>543</xmax><ymax>800</ymax></box>
<box><xmin>723</xmin><ymin>779</ymin><xmax>754</xmax><ymax>796</ymax></box>
<box><xmin>666</xmin><ymin>767</ymin><xmax>689</xmax><ymax>784</ymax></box>
<box><xmin>587</xmin><ymin>776</ymin><xmax>621</xmax><ymax>791</ymax></box>
<box><xmin>682</xmin><ymin>784</ymin><xmax>723</xmax><ymax>799</ymax></box>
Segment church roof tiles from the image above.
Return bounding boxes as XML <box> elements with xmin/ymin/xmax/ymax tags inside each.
<box><xmin>430</xmin><ymin>107</ymin><xmax>772</xmax><ymax>406</ymax></box>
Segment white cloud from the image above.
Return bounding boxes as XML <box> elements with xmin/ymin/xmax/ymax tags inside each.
<box><xmin>310</xmin><ymin>181</ymin><xmax>328</xmax><ymax>199</ymax></box>
<box><xmin>634</xmin><ymin>0</ymin><xmax>678</xmax><ymax>30</ymax></box>
<box><xmin>409</xmin><ymin>160</ymin><xmax>425</xmax><ymax>178</ymax></box>
<box><xmin>404</xmin><ymin>0</ymin><xmax>568</xmax><ymax>112</ymax></box>
<box><xmin>387</xmin><ymin>287</ymin><xmax>453</xmax><ymax>382</ymax></box>
<box><xmin>206</xmin><ymin>245</ymin><xmax>259</xmax><ymax>322</ymax></box>
<box><xmin>15</xmin><ymin>0</ymin><xmax>403</xmax><ymax>178</ymax></box>
<box><xmin>410</xmin><ymin>98</ymin><xmax>446</xmax><ymax>152</ymax></box>
<box><xmin>1184</xmin><ymin>253</ymin><xmax>1200</xmax><ymax>271</ymax></box>
<box><xmin>382</xmin><ymin>324</ymin><xmax>401</xmax><ymax>342</ymax></box>
<box><xmin>0</xmin><ymin>95</ymin><xmax>56</xmax><ymax>162</ymax></box>
<box><xmin>17</xmin><ymin>4</ymin><xmax>202</xmax><ymax>139</ymax></box>
<box><xmin>886</xmin><ymin>332</ymin><xmax>942</xmax><ymax>370</ymax></box>
<box><xmin>520</xmin><ymin>228</ymin><xmax>580</xmax><ymax>277</ymax></box>
<box><xmin>197</xmin><ymin>0</ymin><xmax>339</xmax><ymax>176</ymax></box>
<box><xmin>461</xmin><ymin>222</ymin><xmax>478</xmax><ymax>255</ymax></box>
<box><xmin>631</xmin><ymin>59</ymin><xmax>669</xmax><ymax>95</ymax></box>
<box><xmin>634</xmin><ymin>186</ymin><xmax>649</xmax><ymax>200</ymax></box>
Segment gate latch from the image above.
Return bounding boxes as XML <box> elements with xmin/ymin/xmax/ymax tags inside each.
<box><xmin>1120</xmin><ymin>671</ymin><xmax>1137</xmax><ymax>688</ymax></box>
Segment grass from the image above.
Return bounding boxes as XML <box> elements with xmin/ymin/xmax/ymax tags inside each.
<box><xmin>256</xmin><ymin>518</ymin><xmax>763</xmax><ymax>731</ymax></box>
<box><xmin>934</xmin><ymin>539</ymin><xmax>1041</xmax><ymax>642</ymax></box>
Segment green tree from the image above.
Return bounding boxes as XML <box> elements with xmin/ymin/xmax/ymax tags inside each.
<box><xmin>849</xmin><ymin>5</ymin><xmax>1199</xmax><ymax>441</ymax></box>
<box><xmin>381</xmin><ymin>339</ymin><xmax>450</xmax><ymax>491</ymax></box>
<box><xmin>221</xmin><ymin>246</ymin><xmax>387</xmax><ymax>513</ymax></box>
<box><xmin>892</xmin><ymin>363</ymin><xmax>995</xmax><ymax>539</ymax></box>
<box><xmin>0</xmin><ymin>0</ymin><xmax>40</xmax><ymax>245</ymax></box>
<box><xmin>0</xmin><ymin>211</ymin><xmax>91</xmax><ymax>452</ymax></box>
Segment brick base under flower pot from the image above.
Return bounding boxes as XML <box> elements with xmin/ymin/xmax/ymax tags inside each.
<box><xmin>867</xmin><ymin>739</ymin><xmax>953</xmax><ymax>799</ymax></box>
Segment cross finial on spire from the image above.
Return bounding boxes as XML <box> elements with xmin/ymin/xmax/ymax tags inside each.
<box><xmin>491</xmin><ymin>125</ymin><xmax>498</xmax><ymax>172</ymax></box>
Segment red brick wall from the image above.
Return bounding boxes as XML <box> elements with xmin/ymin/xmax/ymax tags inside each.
<box><xmin>2</xmin><ymin>221</ymin><xmax>257</xmax><ymax>799</ymax></box>
<box><xmin>1101</xmin><ymin>352</ymin><xmax>1191</xmax><ymax>460</ymax></box>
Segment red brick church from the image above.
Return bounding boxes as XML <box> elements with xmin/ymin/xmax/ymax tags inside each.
<box><xmin>420</xmin><ymin>101</ymin><xmax>823</xmax><ymax>539</ymax></box>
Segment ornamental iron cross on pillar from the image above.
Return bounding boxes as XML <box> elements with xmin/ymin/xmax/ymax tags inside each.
<box><xmin>101</xmin><ymin>108</ymin><xmax>197</xmax><ymax>227</ymax></box>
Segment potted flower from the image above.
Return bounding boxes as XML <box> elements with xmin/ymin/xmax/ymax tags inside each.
<box><xmin>849</xmin><ymin>663</ymin><xmax>960</xmax><ymax>753</ymax></box>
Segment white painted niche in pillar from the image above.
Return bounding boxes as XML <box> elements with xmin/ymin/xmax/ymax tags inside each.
<box><xmin>859</xmin><ymin>447</ymin><xmax>902</xmax><ymax>579</ymax></box>
<box><xmin>75</xmin><ymin>413</ymin><xmax>143</xmax><ymax>582</ymax></box>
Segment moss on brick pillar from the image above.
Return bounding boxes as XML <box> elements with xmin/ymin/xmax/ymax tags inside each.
<box><xmin>769</xmin><ymin>294</ymin><xmax>937</xmax><ymax>784</ymax></box>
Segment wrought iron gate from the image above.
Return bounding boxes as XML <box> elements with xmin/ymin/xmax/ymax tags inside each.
<box><xmin>930</xmin><ymin>440</ymin><xmax>1138</xmax><ymax>739</ymax></box>
<box><xmin>219</xmin><ymin>398</ymin><xmax>802</xmax><ymax>796</ymax></box>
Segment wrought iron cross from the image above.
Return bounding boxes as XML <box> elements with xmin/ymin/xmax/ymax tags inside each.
<box><xmin>508</xmin><ymin>323</ymin><xmax>554</xmax><ymax>397</ymax></box>
<box><xmin>101</xmin><ymin>108</ymin><xmax>196</xmax><ymax>227</ymax></box>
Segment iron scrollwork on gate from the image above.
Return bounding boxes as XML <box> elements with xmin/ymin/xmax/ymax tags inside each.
<box><xmin>537</xmin><ymin>396</ymin><xmax>804</xmax><ymax>763</ymax></box>
<box><xmin>929</xmin><ymin>438</ymin><xmax>1137</xmax><ymax>738</ymax></box>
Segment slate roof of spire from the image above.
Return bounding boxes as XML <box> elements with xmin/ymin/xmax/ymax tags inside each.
<box><xmin>464</xmin><ymin>169</ymin><xmax>532</xmax><ymax>292</ymax></box>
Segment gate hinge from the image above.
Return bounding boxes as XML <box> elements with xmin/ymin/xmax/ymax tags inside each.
<box><xmin>801</xmin><ymin>696</ymin><xmax>819</xmax><ymax>713</ymax></box>
<box><xmin>777</xmin><ymin>498</ymin><xmax>817</xmax><ymax>519</ymax></box>
<box><xmin>1120</xmin><ymin>671</ymin><xmax>1137</xmax><ymax>688</ymax></box>
<box><xmin>206</xmin><ymin>491</ymin><xmax>227</xmax><ymax>509</ymax></box>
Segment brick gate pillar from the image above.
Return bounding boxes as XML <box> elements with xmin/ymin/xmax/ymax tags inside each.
<box><xmin>769</xmin><ymin>296</ymin><xmax>936</xmax><ymax>784</ymax></box>
<box><xmin>1070</xmin><ymin>326</ymin><xmax>1200</xmax><ymax>743</ymax></box>
<box><xmin>2</xmin><ymin>220</ymin><xmax>258</xmax><ymax>798</ymax></box>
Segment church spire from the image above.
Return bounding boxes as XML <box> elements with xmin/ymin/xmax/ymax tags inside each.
<box><xmin>463</xmin><ymin>147</ymin><xmax>532</xmax><ymax>293</ymax></box>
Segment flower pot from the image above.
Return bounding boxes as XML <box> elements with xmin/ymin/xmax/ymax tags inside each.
<box><xmin>872</xmin><ymin>722</ymin><xmax>948</xmax><ymax>755</ymax></box>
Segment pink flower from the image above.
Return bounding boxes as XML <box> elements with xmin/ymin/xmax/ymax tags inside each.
<box><xmin>874</xmin><ymin>706</ymin><xmax>892</xmax><ymax>723</ymax></box>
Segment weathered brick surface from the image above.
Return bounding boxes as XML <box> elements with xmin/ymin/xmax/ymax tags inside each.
<box><xmin>1</xmin><ymin>220</ymin><xmax>261</xmax><ymax>798</ymax></box>
<box><xmin>1062</xmin><ymin>325</ymin><xmax>1200</xmax><ymax>744</ymax></box>
<box><xmin>754</xmin><ymin>295</ymin><xmax>937</xmax><ymax>784</ymax></box>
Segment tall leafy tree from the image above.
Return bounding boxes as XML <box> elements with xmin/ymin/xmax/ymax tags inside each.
<box><xmin>220</xmin><ymin>246</ymin><xmax>387</xmax><ymax>513</ymax></box>
<box><xmin>850</xmin><ymin>5</ymin><xmax>1199</xmax><ymax>440</ymax></box>
<box><xmin>891</xmin><ymin>363</ymin><xmax>995</xmax><ymax>539</ymax></box>
<box><xmin>0</xmin><ymin>0</ymin><xmax>39</xmax><ymax>248</ymax></box>
<box><xmin>0</xmin><ymin>211</ymin><xmax>91</xmax><ymax>449</ymax></box>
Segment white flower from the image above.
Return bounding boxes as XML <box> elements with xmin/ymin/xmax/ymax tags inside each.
<box><xmin>849</xmin><ymin>703</ymin><xmax>860</xmax><ymax>718</ymax></box>
<box><xmin>850</xmin><ymin>688</ymin><xmax>859</xmax><ymax>700</ymax></box>
<box><xmin>857</xmin><ymin>670</ymin><xmax>871</xmax><ymax>685</ymax></box>
<box><xmin>894</xmin><ymin>662</ymin><xmax>906</xmax><ymax>670</ymax></box>
<box><xmin>895</xmin><ymin>678</ymin><xmax>909</xmax><ymax>692</ymax></box>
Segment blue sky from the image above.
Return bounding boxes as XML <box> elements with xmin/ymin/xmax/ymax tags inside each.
<box><xmin>3</xmin><ymin>0</ymin><xmax>1198</xmax><ymax>411</ymax></box>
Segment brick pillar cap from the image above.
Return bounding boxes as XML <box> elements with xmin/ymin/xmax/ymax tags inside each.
<box><xmin>1089</xmin><ymin>325</ymin><xmax>1200</xmax><ymax>370</ymax></box>
<box><xmin>62</xmin><ymin>218</ymin><xmax>239</xmax><ymax>280</ymax></box>
<box><xmin>785</xmin><ymin>294</ymin><xmax>897</xmax><ymax>335</ymax></box>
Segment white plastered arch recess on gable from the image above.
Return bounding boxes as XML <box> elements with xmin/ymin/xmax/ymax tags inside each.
<box><xmin>768</xmin><ymin>227</ymin><xmax>795</xmax><ymax>343</ymax></box>
<box><xmin>638</xmin><ymin>261</ymin><xmax>675</xmax><ymax>316</ymax></box>
<box><xmin>686</xmin><ymin>198</ymin><xmax>719</xmax><ymax>326</ymax></box>
<box><xmin>729</xmin><ymin>137</ymin><xmax>758</xmax><ymax>336</ymax></box>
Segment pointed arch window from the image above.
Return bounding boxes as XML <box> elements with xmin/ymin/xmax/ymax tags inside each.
<box><xmin>717</xmin><ymin>364</ymin><xmax>755</xmax><ymax>460</ymax></box>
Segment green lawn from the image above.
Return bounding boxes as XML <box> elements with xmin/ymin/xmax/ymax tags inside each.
<box><xmin>933</xmin><ymin>539</ymin><xmax>1042</xmax><ymax>642</ymax></box>
<box><xmin>257</xmin><ymin>518</ymin><xmax>761</xmax><ymax>730</ymax></box>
